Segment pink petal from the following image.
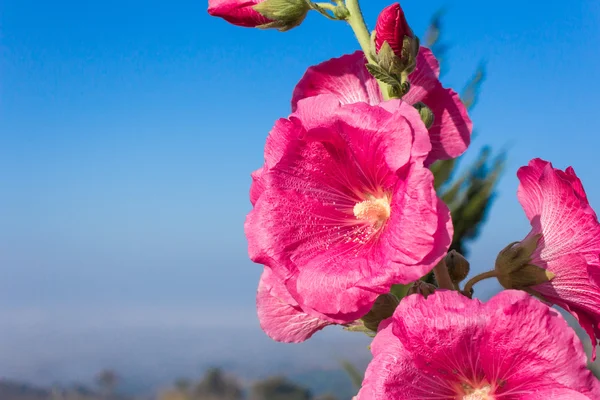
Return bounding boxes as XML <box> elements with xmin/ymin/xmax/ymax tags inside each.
<box><xmin>402</xmin><ymin>47</ymin><xmax>441</xmax><ymax>105</ymax></box>
<box><xmin>420</xmin><ymin>85</ymin><xmax>472</xmax><ymax>164</ymax></box>
<box><xmin>358</xmin><ymin>319</ymin><xmax>448</xmax><ymax>400</ymax></box>
<box><xmin>207</xmin><ymin>0</ymin><xmax>271</xmax><ymax>27</ymax></box>
<box><xmin>250</xmin><ymin>167</ymin><xmax>264</xmax><ymax>205</ymax></box>
<box><xmin>481</xmin><ymin>290</ymin><xmax>598</xmax><ymax>396</ymax></box>
<box><xmin>523</xmin><ymin>390</ymin><xmax>592</xmax><ymax>400</ymax></box>
<box><xmin>379</xmin><ymin>165</ymin><xmax>453</xmax><ymax>282</ymax></box>
<box><xmin>257</xmin><ymin>268</ymin><xmax>332</xmax><ymax>343</ymax></box>
<box><xmin>291</xmin><ymin>52</ymin><xmax>383</xmax><ymax>111</ymax></box>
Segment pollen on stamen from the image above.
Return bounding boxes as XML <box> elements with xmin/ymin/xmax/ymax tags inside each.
<box><xmin>461</xmin><ymin>384</ymin><xmax>493</xmax><ymax>400</ymax></box>
<box><xmin>353</xmin><ymin>197</ymin><xmax>391</xmax><ymax>227</ymax></box>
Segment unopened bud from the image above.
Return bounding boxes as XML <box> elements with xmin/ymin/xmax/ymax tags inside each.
<box><xmin>414</xmin><ymin>102</ymin><xmax>434</xmax><ymax>129</ymax></box>
<box><xmin>407</xmin><ymin>281</ymin><xmax>436</xmax><ymax>298</ymax></box>
<box><xmin>254</xmin><ymin>0</ymin><xmax>309</xmax><ymax>32</ymax></box>
<box><xmin>374</xmin><ymin>3</ymin><xmax>414</xmax><ymax>58</ymax></box>
<box><xmin>495</xmin><ymin>234</ymin><xmax>554</xmax><ymax>289</ymax></box>
<box><xmin>361</xmin><ymin>293</ymin><xmax>399</xmax><ymax>331</ymax></box>
<box><xmin>445</xmin><ymin>250</ymin><xmax>470</xmax><ymax>284</ymax></box>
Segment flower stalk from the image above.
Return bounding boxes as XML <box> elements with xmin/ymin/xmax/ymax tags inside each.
<box><xmin>344</xmin><ymin>0</ymin><xmax>390</xmax><ymax>99</ymax></box>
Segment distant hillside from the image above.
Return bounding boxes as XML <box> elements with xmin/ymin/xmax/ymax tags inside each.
<box><xmin>0</xmin><ymin>380</ymin><xmax>135</xmax><ymax>400</ymax></box>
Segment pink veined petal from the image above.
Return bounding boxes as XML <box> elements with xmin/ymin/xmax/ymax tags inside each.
<box><xmin>480</xmin><ymin>290</ymin><xmax>599</xmax><ymax>396</ymax></box>
<box><xmin>421</xmin><ymin>85</ymin><xmax>472</xmax><ymax>164</ymax></box>
<box><xmin>530</xmin><ymin>253</ymin><xmax>600</xmax><ymax>360</ymax></box>
<box><xmin>291</xmin><ymin>52</ymin><xmax>383</xmax><ymax>110</ymax></box>
<box><xmin>379</xmin><ymin>164</ymin><xmax>452</xmax><ymax>282</ymax></box>
<box><xmin>522</xmin><ymin>389</ymin><xmax>592</xmax><ymax>400</ymax></box>
<box><xmin>518</xmin><ymin>159</ymin><xmax>600</xmax><ymax>261</ymax></box>
<box><xmin>207</xmin><ymin>0</ymin><xmax>271</xmax><ymax>27</ymax></box>
<box><xmin>256</xmin><ymin>268</ymin><xmax>332</xmax><ymax>343</ymax></box>
<box><xmin>250</xmin><ymin>167</ymin><xmax>265</xmax><ymax>205</ymax></box>
<box><xmin>358</xmin><ymin>320</ymin><xmax>454</xmax><ymax>400</ymax></box>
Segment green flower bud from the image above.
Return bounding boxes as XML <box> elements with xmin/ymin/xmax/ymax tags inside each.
<box><xmin>254</xmin><ymin>0</ymin><xmax>310</xmax><ymax>32</ymax></box>
<box><xmin>407</xmin><ymin>281</ymin><xmax>436</xmax><ymax>298</ymax></box>
<box><xmin>361</xmin><ymin>293</ymin><xmax>399</xmax><ymax>331</ymax></box>
<box><xmin>413</xmin><ymin>102</ymin><xmax>434</xmax><ymax>129</ymax></box>
<box><xmin>445</xmin><ymin>250</ymin><xmax>470</xmax><ymax>284</ymax></box>
<box><xmin>495</xmin><ymin>234</ymin><xmax>555</xmax><ymax>289</ymax></box>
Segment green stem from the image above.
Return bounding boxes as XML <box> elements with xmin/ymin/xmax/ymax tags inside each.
<box><xmin>463</xmin><ymin>270</ymin><xmax>498</xmax><ymax>296</ymax></box>
<box><xmin>344</xmin><ymin>0</ymin><xmax>390</xmax><ymax>99</ymax></box>
<box><xmin>433</xmin><ymin>258</ymin><xmax>454</xmax><ymax>291</ymax></box>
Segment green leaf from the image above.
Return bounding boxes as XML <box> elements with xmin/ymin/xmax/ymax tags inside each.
<box><xmin>340</xmin><ymin>361</ymin><xmax>364</xmax><ymax>389</ymax></box>
<box><xmin>365</xmin><ymin>64</ymin><xmax>401</xmax><ymax>88</ymax></box>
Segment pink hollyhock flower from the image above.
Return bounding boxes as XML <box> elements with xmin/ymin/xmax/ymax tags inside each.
<box><xmin>291</xmin><ymin>48</ymin><xmax>472</xmax><ymax>165</ymax></box>
<box><xmin>257</xmin><ymin>268</ymin><xmax>334</xmax><ymax>343</ymax></box>
<box><xmin>512</xmin><ymin>158</ymin><xmax>600</xmax><ymax>359</ymax></box>
<box><xmin>374</xmin><ymin>3</ymin><xmax>413</xmax><ymax>57</ymax></box>
<box><xmin>246</xmin><ymin>94</ymin><xmax>452</xmax><ymax>323</ymax></box>
<box><xmin>208</xmin><ymin>0</ymin><xmax>270</xmax><ymax>27</ymax></box>
<box><xmin>357</xmin><ymin>290</ymin><xmax>600</xmax><ymax>400</ymax></box>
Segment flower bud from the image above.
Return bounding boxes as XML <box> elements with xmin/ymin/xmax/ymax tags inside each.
<box><xmin>208</xmin><ymin>0</ymin><xmax>271</xmax><ymax>28</ymax></box>
<box><xmin>361</xmin><ymin>293</ymin><xmax>399</xmax><ymax>331</ymax></box>
<box><xmin>253</xmin><ymin>0</ymin><xmax>310</xmax><ymax>32</ymax></box>
<box><xmin>413</xmin><ymin>102</ymin><xmax>435</xmax><ymax>129</ymax></box>
<box><xmin>374</xmin><ymin>3</ymin><xmax>414</xmax><ymax>57</ymax></box>
<box><xmin>407</xmin><ymin>281</ymin><xmax>436</xmax><ymax>298</ymax></box>
<box><xmin>495</xmin><ymin>234</ymin><xmax>555</xmax><ymax>289</ymax></box>
<box><xmin>445</xmin><ymin>250</ymin><xmax>470</xmax><ymax>284</ymax></box>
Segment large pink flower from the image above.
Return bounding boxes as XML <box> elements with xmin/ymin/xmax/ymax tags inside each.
<box><xmin>516</xmin><ymin>158</ymin><xmax>600</xmax><ymax>359</ymax></box>
<box><xmin>357</xmin><ymin>290</ymin><xmax>600</xmax><ymax>400</ymax></box>
<box><xmin>208</xmin><ymin>0</ymin><xmax>270</xmax><ymax>27</ymax></box>
<box><xmin>291</xmin><ymin>48</ymin><xmax>472</xmax><ymax>165</ymax></box>
<box><xmin>246</xmin><ymin>94</ymin><xmax>452</xmax><ymax>323</ymax></box>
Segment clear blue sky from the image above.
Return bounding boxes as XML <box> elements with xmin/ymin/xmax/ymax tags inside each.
<box><xmin>1</xmin><ymin>0</ymin><xmax>600</xmax><ymax>325</ymax></box>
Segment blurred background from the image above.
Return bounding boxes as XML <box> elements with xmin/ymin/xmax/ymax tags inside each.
<box><xmin>1</xmin><ymin>0</ymin><xmax>600</xmax><ymax>399</ymax></box>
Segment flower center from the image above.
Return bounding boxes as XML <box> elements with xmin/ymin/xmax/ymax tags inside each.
<box><xmin>462</xmin><ymin>385</ymin><xmax>493</xmax><ymax>400</ymax></box>
<box><xmin>353</xmin><ymin>197</ymin><xmax>391</xmax><ymax>227</ymax></box>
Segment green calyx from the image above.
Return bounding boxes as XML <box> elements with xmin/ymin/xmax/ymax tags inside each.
<box><xmin>365</xmin><ymin>35</ymin><xmax>420</xmax><ymax>99</ymax></box>
<box><xmin>254</xmin><ymin>0</ymin><xmax>310</xmax><ymax>32</ymax></box>
<box><xmin>495</xmin><ymin>234</ymin><xmax>555</xmax><ymax>289</ymax></box>
<box><xmin>413</xmin><ymin>102</ymin><xmax>435</xmax><ymax>129</ymax></box>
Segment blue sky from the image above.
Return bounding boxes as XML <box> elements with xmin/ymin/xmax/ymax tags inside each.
<box><xmin>1</xmin><ymin>0</ymin><xmax>600</xmax><ymax>380</ymax></box>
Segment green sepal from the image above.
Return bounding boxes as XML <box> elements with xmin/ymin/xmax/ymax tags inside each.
<box><xmin>365</xmin><ymin>63</ymin><xmax>401</xmax><ymax>89</ymax></box>
<box><xmin>254</xmin><ymin>0</ymin><xmax>309</xmax><ymax>32</ymax></box>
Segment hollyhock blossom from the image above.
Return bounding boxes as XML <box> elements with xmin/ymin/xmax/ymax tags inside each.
<box><xmin>291</xmin><ymin>48</ymin><xmax>472</xmax><ymax>165</ymax></box>
<box><xmin>257</xmin><ymin>268</ymin><xmax>334</xmax><ymax>342</ymax></box>
<box><xmin>246</xmin><ymin>94</ymin><xmax>452</xmax><ymax>324</ymax></box>
<box><xmin>357</xmin><ymin>290</ymin><xmax>600</xmax><ymax>400</ymax></box>
<box><xmin>374</xmin><ymin>3</ymin><xmax>413</xmax><ymax>57</ymax></box>
<box><xmin>508</xmin><ymin>158</ymin><xmax>600</xmax><ymax>358</ymax></box>
<box><xmin>208</xmin><ymin>0</ymin><xmax>270</xmax><ymax>27</ymax></box>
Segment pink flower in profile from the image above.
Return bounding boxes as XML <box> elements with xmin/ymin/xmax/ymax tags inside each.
<box><xmin>291</xmin><ymin>48</ymin><xmax>472</xmax><ymax>165</ymax></box>
<box><xmin>257</xmin><ymin>268</ymin><xmax>334</xmax><ymax>343</ymax></box>
<box><xmin>357</xmin><ymin>290</ymin><xmax>600</xmax><ymax>400</ymax></box>
<box><xmin>208</xmin><ymin>0</ymin><xmax>270</xmax><ymax>27</ymax></box>
<box><xmin>513</xmin><ymin>158</ymin><xmax>600</xmax><ymax>359</ymax></box>
<box><xmin>246</xmin><ymin>94</ymin><xmax>452</xmax><ymax>324</ymax></box>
